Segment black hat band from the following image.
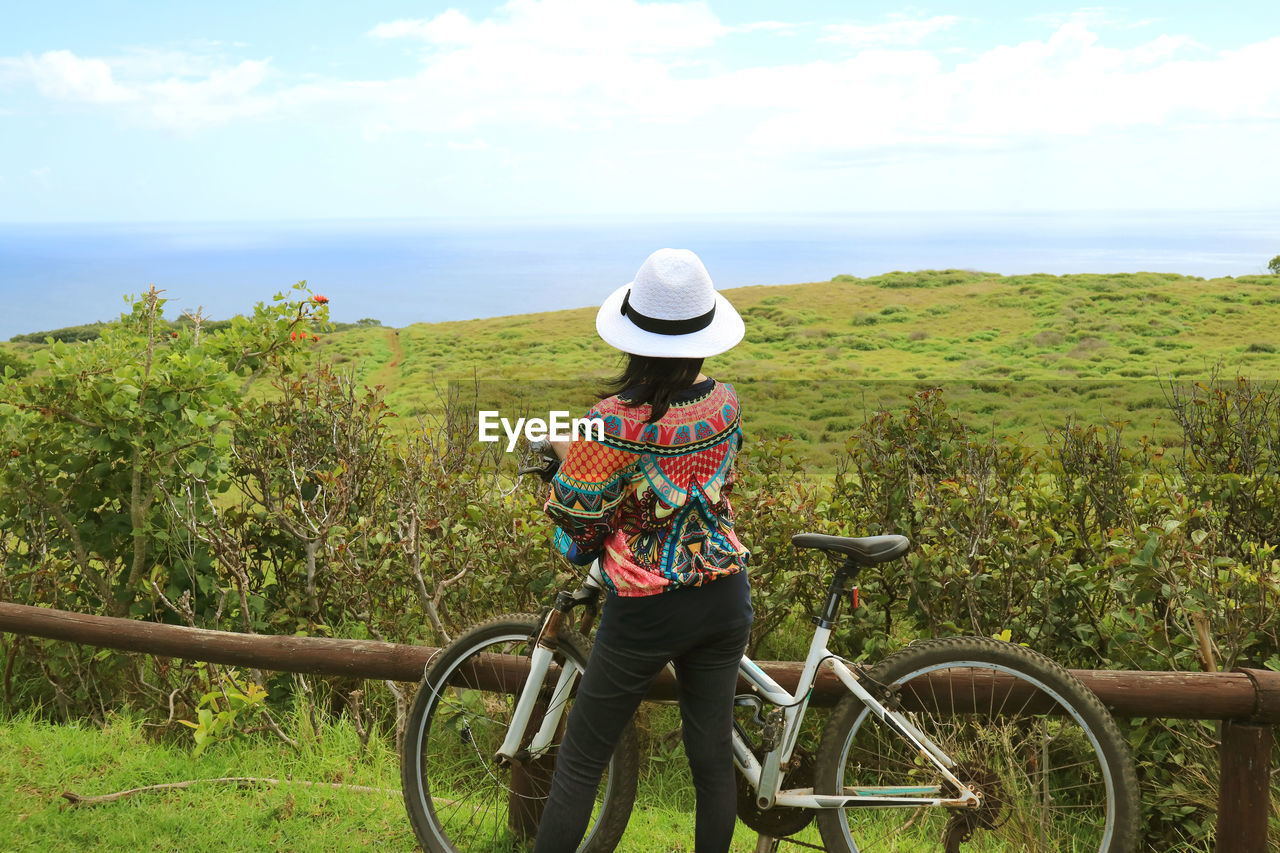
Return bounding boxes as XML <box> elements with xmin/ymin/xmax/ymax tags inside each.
<box><xmin>621</xmin><ymin>289</ymin><xmax>716</xmax><ymax>336</ymax></box>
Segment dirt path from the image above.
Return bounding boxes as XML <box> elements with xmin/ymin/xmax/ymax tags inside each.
<box><xmin>369</xmin><ymin>328</ymin><xmax>403</xmax><ymax>389</ymax></box>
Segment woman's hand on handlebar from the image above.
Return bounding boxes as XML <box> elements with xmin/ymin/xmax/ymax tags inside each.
<box><xmin>518</xmin><ymin>439</ymin><xmax>562</xmax><ymax>482</ymax></box>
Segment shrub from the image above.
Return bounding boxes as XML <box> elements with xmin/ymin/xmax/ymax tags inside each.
<box><xmin>9</xmin><ymin>321</ymin><xmax>110</xmax><ymax>343</ymax></box>
<box><xmin>0</xmin><ymin>349</ymin><xmax>31</xmax><ymax>380</ymax></box>
<box><xmin>1032</xmin><ymin>331</ymin><xmax>1065</xmax><ymax>347</ymax></box>
<box><xmin>0</xmin><ymin>284</ymin><xmax>327</xmax><ymax>719</ymax></box>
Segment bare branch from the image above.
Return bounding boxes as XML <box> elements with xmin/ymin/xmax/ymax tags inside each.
<box><xmin>62</xmin><ymin>776</ymin><xmax>399</xmax><ymax>806</ymax></box>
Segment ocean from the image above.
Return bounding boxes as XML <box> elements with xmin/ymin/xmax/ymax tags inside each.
<box><xmin>0</xmin><ymin>211</ymin><xmax>1276</xmax><ymax>341</ymax></box>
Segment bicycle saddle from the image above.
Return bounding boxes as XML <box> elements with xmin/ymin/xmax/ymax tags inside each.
<box><xmin>791</xmin><ymin>533</ymin><xmax>910</xmax><ymax>564</ymax></box>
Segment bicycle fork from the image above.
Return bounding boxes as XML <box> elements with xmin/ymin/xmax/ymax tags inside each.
<box><xmin>494</xmin><ymin>564</ymin><xmax>604</xmax><ymax>765</ymax></box>
<box><xmin>495</xmin><ymin>608</ymin><xmax>581</xmax><ymax>763</ymax></box>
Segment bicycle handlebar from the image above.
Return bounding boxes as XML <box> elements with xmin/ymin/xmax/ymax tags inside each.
<box><xmin>517</xmin><ymin>438</ymin><xmax>561</xmax><ymax>483</ymax></box>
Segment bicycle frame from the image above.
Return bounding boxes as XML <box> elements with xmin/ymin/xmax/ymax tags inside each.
<box><xmin>494</xmin><ymin>559</ymin><xmax>980</xmax><ymax>813</ymax></box>
<box><xmin>732</xmin><ymin>620</ymin><xmax>978</xmax><ymax>812</ymax></box>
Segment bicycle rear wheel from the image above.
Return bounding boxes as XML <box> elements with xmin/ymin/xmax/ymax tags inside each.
<box><xmin>401</xmin><ymin>614</ymin><xmax>639</xmax><ymax>853</ymax></box>
<box><xmin>815</xmin><ymin>637</ymin><xmax>1139</xmax><ymax>852</ymax></box>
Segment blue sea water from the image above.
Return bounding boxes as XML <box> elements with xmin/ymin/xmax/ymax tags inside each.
<box><xmin>0</xmin><ymin>211</ymin><xmax>1276</xmax><ymax>341</ymax></box>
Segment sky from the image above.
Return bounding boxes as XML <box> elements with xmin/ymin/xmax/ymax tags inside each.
<box><xmin>1</xmin><ymin>1</ymin><xmax>1278</xmax><ymax>223</ymax></box>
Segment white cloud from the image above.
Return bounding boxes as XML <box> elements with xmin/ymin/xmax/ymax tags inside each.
<box><xmin>0</xmin><ymin>48</ymin><xmax>277</xmax><ymax>130</ymax></box>
<box><xmin>350</xmin><ymin>0</ymin><xmax>730</xmax><ymax>136</ymax></box>
<box><xmin>19</xmin><ymin>50</ymin><xmax>137</xmax><ymax>103</ymax></box>
<box><xmin>143</xmin><ymin>59</ymin><xmax>274</xmax><ymax>127</ymax></box>
<box><xmin>446</xmin><ymin>137</ymin><xmax>519</xmax><ymax>168</ymax></box>
<box><xmin>745</xmin><ymin>24</ymin><xmax>1280</xmax><ymax>160</ymax></box>
<box><xmin>727</xmin><ymin>21</ymin><xmax>798</xmax><ymax>35</ymax></box>
<box><xmin>370</xmin><ymin>10</ymin><xmax>477</xmax><ymax>44</ymax></box>
<box><xmin>448</xmin><ymin>138</ymin><xmax>493</xmax><ymax>151</ymax></box>
<box><xmin>370</xmin><ymin>0</ymin><xmax>725</xmax><ymax>53</ymax></box>
<box><xmin>3</xmin><ymin>4</ymin><xmax>1278</xmax><ymax>170</ymax></box>
<box><xmin>109</xmin><ymin>46</ymin><xmax>234</xmax><ymax>79</ymax></box>
<box><xmin>821</xmin><ymin>15</ymin><xmax>959</xmax><ymax>48</ymax></box>
<box><xmin>1030</xmin><ymin>8</ymin><xmax>1161</xmax><ymax>32</ymax></box>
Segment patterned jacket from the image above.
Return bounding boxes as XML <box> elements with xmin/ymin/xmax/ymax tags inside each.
<box><xmin>545</xmin><ymin>379</ymin><xmax>749</xmax><ymax>596</ymax></box>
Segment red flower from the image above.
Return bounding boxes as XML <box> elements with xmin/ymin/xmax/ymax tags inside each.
<box><xmin>170</xmin><ymin>331</ymin><xmax>179</xmax><ymax>338</ymax></box>
<box><xmin>311</xmin><ymin>334</ymin><xmax>320</xmax><ymax>342</ymax></box>
<box><xmin>290</xmin><ymin>331</ymin><xmax>298</xmax><ymax>341</ymax></box>
<box><xmin>311</xmin><ymin>294</ymin><xmax>329</xmax><ymax>305</ymax></box>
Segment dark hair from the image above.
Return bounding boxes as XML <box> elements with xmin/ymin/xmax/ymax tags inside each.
<box><xmin>603</xmin><ymin>354</ymin><xmax>705</xmax><ymax>423</ymax></box>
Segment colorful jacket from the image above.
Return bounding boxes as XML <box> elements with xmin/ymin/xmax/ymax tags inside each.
<box><xmin>545</xmin><ymin>379</ymin><xmax>749</xmax><ymax>597</ymax></box>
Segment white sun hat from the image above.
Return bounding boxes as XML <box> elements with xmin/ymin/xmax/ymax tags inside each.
<box><xmin>595</xmin><ymin>248</ymin><xmax>745</xmax><ymax>358</ymax></box>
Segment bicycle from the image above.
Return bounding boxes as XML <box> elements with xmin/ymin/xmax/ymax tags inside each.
<box><xmin>401</xmin><ymin>443</ymin><xmax>1140</xmax><ymax>853</ymax></box>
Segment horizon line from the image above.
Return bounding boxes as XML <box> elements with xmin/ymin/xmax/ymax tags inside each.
<box><xmin>2</xmin><ymin>208</ymin><xmax>1280</xmax><ymax>228</ymax></box>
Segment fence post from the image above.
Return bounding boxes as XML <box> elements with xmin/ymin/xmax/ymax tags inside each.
<box><xmin>1216</xmin><ymin>720</ymin><xmax>1272</xmax><ymax>853</ymax></box>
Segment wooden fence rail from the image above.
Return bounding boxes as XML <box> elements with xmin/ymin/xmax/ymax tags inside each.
<box><xmin>2</xmin><ymin>600</ymin><xmax>1277</xmax><ymax>851</ymax></box>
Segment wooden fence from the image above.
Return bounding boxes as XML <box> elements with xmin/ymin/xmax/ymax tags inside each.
<box><xmin>2</xmin><ymin>600</ymin><xmax>1277</xmax><ymax>851</ymax></box>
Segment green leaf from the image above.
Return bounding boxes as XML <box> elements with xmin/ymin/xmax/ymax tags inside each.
<box><xmin>1130</xmin><ymin>532</ymin><xmax>1160</xmax><ymax>568</ymax></box>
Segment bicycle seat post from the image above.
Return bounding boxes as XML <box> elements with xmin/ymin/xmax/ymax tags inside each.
<box><xmin>813</xmin><ymin>558</ymin><xmax>861</xmax><ymax>630</ymax></box>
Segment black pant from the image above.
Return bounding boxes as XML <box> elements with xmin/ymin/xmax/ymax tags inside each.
<box><xmin>533</xmin><ymin>570</ymin><xmax>753</xmax><ymax>853</ymax></box>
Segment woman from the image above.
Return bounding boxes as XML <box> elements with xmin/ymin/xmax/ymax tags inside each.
<box><xmin>535</xmin><ymin>248</ymin><xmax>752</xmax><ymax>853</ymax></box>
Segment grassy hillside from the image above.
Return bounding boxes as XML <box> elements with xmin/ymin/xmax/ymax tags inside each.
<box><xmin>316</xmin><ymin>270</ymin><xmax>1280</xmax><ymax>465</ymax></box>
<box><xmin>6</xmin><ymin>269</ymin><xmax>1276</xmax><ymax>466</ymax></box>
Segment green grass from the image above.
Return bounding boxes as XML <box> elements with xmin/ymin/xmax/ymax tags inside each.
<box><xmin>0</xmin><ymin>711</ymin><xmax>830</xmax><ymax>852</ymax></box>
<box><xmin>2</xmin><ymin>711</ymin><xmax>407</xmax><ymax>852</ymax></box>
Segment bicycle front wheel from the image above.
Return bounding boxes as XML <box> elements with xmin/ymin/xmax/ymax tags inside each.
<box><xmin>815</xmin><ymin>637</ymin><xmax>1139</xmax><ymax>853</ymax></box>
<box><xmin>401</xmin><ymin>614</ymin><xmax>639</xmax><ymax>853</ymax></box>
